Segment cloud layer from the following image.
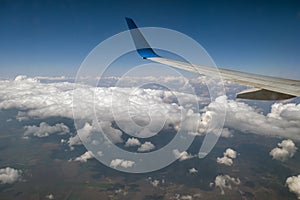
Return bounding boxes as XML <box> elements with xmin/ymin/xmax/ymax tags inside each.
<box><xmin>1</xmin><ymin>76</ymin><xmax>300</xmax><ymax>143</ymax></box>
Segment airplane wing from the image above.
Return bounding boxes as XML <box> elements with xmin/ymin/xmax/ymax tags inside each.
<box><xmin>125</xmin><ymin>17</ymin><xmax>300</xmax><ymax>101</ymax></box>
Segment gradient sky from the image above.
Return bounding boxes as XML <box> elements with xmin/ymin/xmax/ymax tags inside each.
<box><xmin>0</xmin><ymin>0</ymin><xmax>300</xmax><ymax>79</ymax></box>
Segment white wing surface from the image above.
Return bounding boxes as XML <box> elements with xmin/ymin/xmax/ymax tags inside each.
<box><xmin>126</xmin><ymin>18</ymin><xmax>300</xmax><ymax>100</ymax></box>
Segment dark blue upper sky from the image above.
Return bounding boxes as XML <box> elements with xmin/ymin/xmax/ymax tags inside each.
<box><xmin>0</xmin><ymin>0</ymin><xmax>300</xmax><ymax>78</ymax></box>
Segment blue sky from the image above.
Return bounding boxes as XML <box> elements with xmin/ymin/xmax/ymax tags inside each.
<box><xmin>0</xmin><ymin>0</ymin><xmax>300</xmax><ymax>79</ymax></box>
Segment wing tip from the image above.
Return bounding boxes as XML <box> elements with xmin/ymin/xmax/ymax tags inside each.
<box><xmin>125</xmin><ymin>17</ymin><xmax>159</xmax><ymax>59</ymax></box>
<box><xmin>125</xmin><ymin>17</ymin><xmax>137</xmax><ymax>30</ymax></box>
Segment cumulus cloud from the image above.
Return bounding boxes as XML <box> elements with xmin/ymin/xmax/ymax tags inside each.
<box><xmin>150</xmin><ymin>179</ymin><xmax>159</xmax><ymax>187</ymax></box>
<box><xmin>73</xmin><ymin>151</ymin><xmax>94</xmax><ymax>163</ymax></box>
<box><xmin>67</xmin><ymin>134</ymin><xmax>82</xmax><ymax>148</ymax></box>
<box><xmin>189</xmin><ymin>168</ymin><xmax>198</xmax><ymax>174</ymax></box>
<box><xmin>217</xmin><ymin>156</ymin><xmax>233</xmax><ymax>166</ymax></box>
<box><xmin>0</xmin><ymin>167</ymin><xmax>22</xmax><ymax>184</ymax></box>
<box><xmin>137</xmin><ymin>142</ymin><xmax>155</xmax><ymax>152</ymax></box>
<box><xmin>173</xmin><ymin>149</ymin><xmax>195</xmax><ymax>161</ymax></box>
<box><xmin>180</xmin><ymin>195</ymin><xmax>193</xmax><ymax>200</ymax></box>
<box><xmin>45</xmin><ymin>194</ymin><xmax>55</xmax><ymax>200</ymax></box>
<box><xmin>72</xmin><ymin>122</ymin><xmax>123</xmax><ymax>148</ymax></box>
<box><xmin>24</xmin><ymin>122</ymin><xmax>69</xmax><ymax>138</ymax></box>
<box><xmin>206</xmin><ymin>97</ymin><xmax>300</xmax><ymax>141</ymax></box>
<box><xmin>110</xmin><ymin>159</ymin><xmax>135</xmax><ymax>168</ymax></box>
<box><xmin>213</xmin><ymin>175</ymin><xmax>241</xmax><ymax>195</ymax></box>
<box><xmin>224</xmin><ymin>148</ymin><xmax>237</xmax><ymax>159</ymax></box>
<box><xmin>173</xmin><ymin>194</ymin><xmax>200</xmax><ymax>200</ymax></box>
<box><xmin>286</xmin><ymin>175</ymin><xmax>300</xmax><ymax>199</ymax></box>
<box><xmin>221</xmin><ymin>128</ymin><xmax>234</xmax><ymax>138</ymax></box>
<box><xmin>217</xmin><ymin>148</ymin><xmax>237</xmax><ymax>166</ymax></box>
<box><xmin>270</xmin><ymin>139</ymin><xmax>297</xmax><ymax>162</ymax></box>
<box><xmin>125</xmin><ymin>138</ymin><xmax>141</xmax><ymax>147</ymax></box>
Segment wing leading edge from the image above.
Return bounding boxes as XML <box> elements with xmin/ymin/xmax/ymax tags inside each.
<box><xmin>125</xmin><ymin>18</ymin><xmax>300</xmax><ymax>100</ymax></box>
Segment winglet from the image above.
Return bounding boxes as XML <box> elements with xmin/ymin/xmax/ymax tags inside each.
<box><xmin>125</xmin><ymin>17</ymin><xmax>159</xmax><ymax>59</ymax></box>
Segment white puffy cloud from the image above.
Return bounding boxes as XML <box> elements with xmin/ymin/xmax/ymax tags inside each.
<box><xmin>173</xmin><ymin>194</ymin><xmax>198</xmax><ymax>200</ymax></box>
<box><xmin>270</xmin><ymin>139</ymin><xmax>297</xmax><ymax>161</ymax></box>
<box><xmin>206</xmin><ymin>97</ymin><xmax>300</xmax><ymax>141</ymax></box>
<box><xmin>110</xmin><ymin>159</ymin><xmax>135</xmax><ymax>168</ymax></box>
<box><xmin>24</xmin><ymin>122</ymin><xmax>69</xmax><ymax>138</ymax></box>
<box><xmin>98</xmin><ymin>121</ymin><xmax>123</xmax><ymax>144</ymax></box>
<box><xmin>73</xmin><ymin>151</ymin><xmax>94</xmax><ymax>163</ymax></box>
<box><xmin>217</xmin><ymin>156</ymin><xmax>233</xmax><ymax>166</ymax></box>
<box><xmin>0</xmin><ymin>167</ymin><xmax>22</xmax><ymax>184</ymax></box>
<box><xmin>224</xmin><ymin>148</ymin><xmax>237</xmax><ymax>159</ymax></box>
<box><xmin>137</xmin><ymin>142</ymin><xmax>155</xmax><ymax>152</ymax></box>
<box><xmin>217</xmin><ymin>148</ymin><xmax>237</xmax><ymax>166</ymax></box>
<box><xmin>286</xmin><ymin>175</ymin><xmax>300</xmax><ymax>199</ymax></box>
<box><xmin>67</xmin><ymin>134</ymin><xmax>82</xmax><ymax>148</ymax></box>
<box><xmin>173</xmin><ymin>149</ymin><xmax>195</xmax><ymax>161</ymax></box>
<box><xmin>150</xmin><ymin>179</ymin><xmax>159</xmax><ymax>187</ymax></box>
<box><xmin>189</xmin><ymin>168</ymin><xmax>198</xmax><ymax>174</ymax></box>
<box><xmin>73</xmin><ymin>122</ymin><xmax>123</xmax><ymax>148</ymax></box>
<box><xmin>45</xmin><ymin>194</ymin><xmax>55</xmax><ymax>200</ymax></box>
<box><xmin>180</xmin><ymin>195</ymin><xmax>193</xmax><ymax>200</ymax></box>
<box><xmin>213</xmin><ymin>174</ymin><xmax>240</xmax><ymax>195</ymax></box>
<box><xmin>221</xmin><ymin>128</ymin><xmax>234</xmax><ymax>138</ymax></box>
<box><xmin>125</xmin><ymin>138</ymin><xmax>141</xmax><ymax>147</ymax></box>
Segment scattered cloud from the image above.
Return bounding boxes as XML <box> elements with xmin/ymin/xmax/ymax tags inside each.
<box><xmin>125</xmin><ymin>138</ymin><xmax>141</xmax><ymax>147</ymax></box>
<box><xmin>150</xmin><ymin>179</ymin><xmax>159</xmax><ymax>187</ymax></box>
<box><xmin>224</xmin><ymin>148</ymin><xmax>237</xmax><ymax>159</ymax></box>
<box><xmin>24</xmin><ymin>122</ymin><xmax>69</xmax><ymax>138</ymax></box>
<box><xmin>189</xmin><ymin>168</ymin><xmax>198</xmax><ymax>174</ymax></box>
<box><xmin>110</xmin><ymin>159</ymin><xmax>135</xmax><ymax>168</ymax></box>
<box><xmin>67</xmin><ymin>134</ymin><xmax>82</xmax><ymax>149</ymax></box>
<box><xmin>0</xmin><ymin>167</ymin><xmax>22</xmax><ymax>184</ymax></box>
<box><xmin>213</xmin><ymin>174</ymin><xmax>240</xmax><ymax>195</ymax></box>
<box><xmin>45</xmin><ymin>194</ymin><xmax>55</xmax><ymax>200</ymax></box>
<box><xmin>217</xmin><ymin>148</ymin><xmax>237</xmax><ymax>166</ymax></box>
<box><xmin>286</xmin><ymin>175</ymin><xmax>300</xmax><ymax>199</ymax></box>
<box><xmin>137</xmin><ymin>142</ymin><xmax>155</xmax><ymax>152</ymax></box>
<box><xmin>221</xmin><ymin>128</ymin><xmax>234</xmax><ymax>138</ymax></box>
<box><xmin>180</xmin><ymin>195</ymin><xmax>193</xmax><ymax>200</ymax></box>
<box><xmin>73</xmin><ymin>151</ymin><xmax>94</xmax><ymax>163</ymax></box>
<box><xmin>173</xmin><ymin>194</ymin><xmax>200</xmax><ymax>200</ymax></box>
<box><xmin>72</xmin><ymin>122</ymin><xmax>123</xmax><ymax>148</ymax></box>
<box><xmin>270</xmin><ymin>139</ymin><xmax>297</xmax><ymax>162</ymax></box>
<box><xmin>173</xmin><ymin>149</ymin><xmax>195</xmax><ymax>161</ymax></box>
<box><xmin>217</xmin><ymin>156</ymin><xmax>233</xmax><ymax>166</ymax></box>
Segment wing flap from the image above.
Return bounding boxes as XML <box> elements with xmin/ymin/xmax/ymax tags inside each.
<box><xmin>236</xmin><ymin>88</ymin><xmax>296</xmax><ymax>100</ymax></box>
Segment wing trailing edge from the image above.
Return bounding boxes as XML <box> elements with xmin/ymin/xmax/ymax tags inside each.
<box><xmin>236</xmin><ymin>88</ymin><xmax>296</xmax><ymax>100</ymax></box>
